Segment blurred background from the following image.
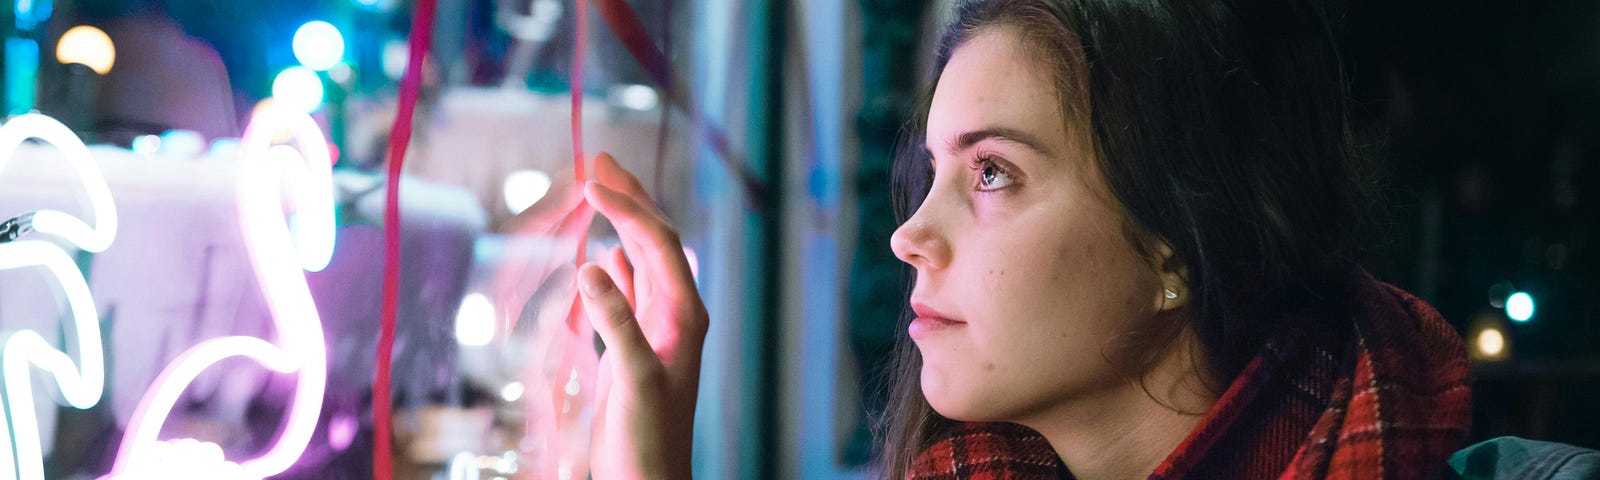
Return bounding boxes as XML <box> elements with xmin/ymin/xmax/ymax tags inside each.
<box><xmin>0</xmin><ymin>0</ymin><xmax>1595</xmax><ymax>478</ymax></box>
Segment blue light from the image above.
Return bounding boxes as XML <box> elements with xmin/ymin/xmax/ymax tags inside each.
<box><xmin>14</xmin><ymin>0</ymin><xmax>54</xmax><ymax>31</ymax></box>
<box><xmin>351</xmin><ymin>0</ymin><xmax>397</xmax><ymax>12</ymax></box>
<box><xmin>1506</xmin><ymin>292</ymin><xmax>1535</xmax><ymax>323</ymax></box>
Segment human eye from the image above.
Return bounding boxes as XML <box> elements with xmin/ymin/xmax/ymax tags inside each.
<box><xmin>971</xmin><ymin>156</ymin><xmax>1017</xmax><ymax>192</ymax></box>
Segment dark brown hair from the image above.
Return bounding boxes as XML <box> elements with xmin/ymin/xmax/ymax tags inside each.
<box><xmin>876</xmin><ymin>0</ymin><xmax>1364</xmax><ymax>477</ymax></box>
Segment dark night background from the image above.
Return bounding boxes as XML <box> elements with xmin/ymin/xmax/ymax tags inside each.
<box><xmin>1338</xmin><ymin>0</ymin><xmax>1600</xmax><ymax>450</ymax></box>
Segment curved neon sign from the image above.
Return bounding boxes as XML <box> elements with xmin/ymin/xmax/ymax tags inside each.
<box><xmin>0</xmin><ymin>114</ymin><xmax>117</xmax><ymax>480</ymax></box>
<box><xmin>105</xmin><ymin>102</ymin><xmax>333</xmax><ymax>479</ymax></box>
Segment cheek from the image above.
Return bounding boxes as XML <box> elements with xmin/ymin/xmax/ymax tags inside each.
<box><xmin>975</xmin><ymin>213</ymin><xmax>1145</xmax><ymax>340</ymax></box>
<box><xmin>934</xmin><ymin>206</ymin><xmax>1158</xmax><ymax>418</ymax></box>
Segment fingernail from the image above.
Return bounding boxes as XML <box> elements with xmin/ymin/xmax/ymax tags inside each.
<box><xmin>580</xmin><ymin>266</ymin><xmax>613</xmax><ymax>296</ymax></box>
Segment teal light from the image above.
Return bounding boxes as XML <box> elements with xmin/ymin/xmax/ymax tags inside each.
<box><xmin>4</xmin><ymin>38</ymin><xmax>39</xmax><ymax>114</ymax></box>
<box><xmin>1506</xmin><ymin>292</ymin><xmax>1535</xmax><ymax>323</ymax></box>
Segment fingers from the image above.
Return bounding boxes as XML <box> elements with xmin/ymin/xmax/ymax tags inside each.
<box><xmin>584</xmin><ymin>182</ymin><xmax>697</xmax><ymax>302</ymax></box>
<box><xmin>603</xmin><ymin>245</ymin><xmax>636</xmax><ymax>308</ymax></box>
<box><xmin>593</xmin><ymin>152</ymin><xmax>653</xmax><ymax>206</ymax></box>
<box><xmin>578</xmin><ymin>263</ymin><xmax>661</xmax><ymax>382</ymax></box>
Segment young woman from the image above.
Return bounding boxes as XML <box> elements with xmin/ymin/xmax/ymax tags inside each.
<box><xmin>568</xmin><ymin>0</ymin><xmax>1584</xmax><ymax>479</ymax></box>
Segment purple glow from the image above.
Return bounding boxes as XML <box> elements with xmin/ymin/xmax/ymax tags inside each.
<box><xmin>327</xmin><ymin>414</ymin><xmax>357</xmax><ymax>452</ymax></box>
<box><xmin>106</xmin><ymin>102</ymin><xmax>333</xmax><ymax>479</ymax></box>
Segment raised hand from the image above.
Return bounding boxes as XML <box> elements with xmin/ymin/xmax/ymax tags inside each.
<box><xmin>578</xmin><ymin>153</ymin><xmax>706</xmax><ymax>479</ymax></box>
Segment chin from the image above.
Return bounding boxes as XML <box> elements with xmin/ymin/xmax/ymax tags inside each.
<box><xmin>921</xmin><ymin>367</ymin><xmax>1002</xmax><ymax>422</ymax></box>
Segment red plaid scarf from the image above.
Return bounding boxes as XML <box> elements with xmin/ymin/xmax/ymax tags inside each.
<box><xmin>909</xmin><ymin>269</ymin><xmax>1472</xmax><ymax>479</ymax></box>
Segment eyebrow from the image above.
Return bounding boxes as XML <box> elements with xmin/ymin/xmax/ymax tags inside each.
<box><xmin>933</xmin><ymin>127</ymin><xmax>1053</xmax><ymax>158</ymax></box>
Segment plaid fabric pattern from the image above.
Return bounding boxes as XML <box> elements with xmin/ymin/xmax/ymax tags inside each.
<box><xmin>909</xmin><ymin>269</ymin><xmax>1472</xmax><ymax>480</ymax></box>
<box><xmin>910</xmin><ymin>422</ymin><xmax>1070</xmax><ymax>479</ymax></box>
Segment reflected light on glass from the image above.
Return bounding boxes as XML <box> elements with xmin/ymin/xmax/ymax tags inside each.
<box><xmin>1506</xmin><ymin>292</ymin><xmax>1534</xmax><ymax>323</ymax></box>
<box><xmin>292</xmin><ymin>21</ymin><xmax>345</xmax><ymax>71</ymax></box>
<box><xmin>271</xmin><ymin>67</ymin><xmax>325</xmax><ymax>113</ymax></box>
<box><xmin>455</xmin><ymin>293</ymin><xmax>496</xmax><ymax>347</ymax></box>
<box><xmin>503</xmin><ymin>169</ymin><xmax>552</xmax><ymax>215</ymax></box>
<box><xmin>55</xmin><ymin>25</ymin><xmax>114</xmax><ymax>74</ymax></box>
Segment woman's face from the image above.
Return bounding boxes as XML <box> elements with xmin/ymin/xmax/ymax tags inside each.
<box><xmin>891</xmin><ymin>29</ymin><xmax>1171</xmax><ymax>424</ymax></box>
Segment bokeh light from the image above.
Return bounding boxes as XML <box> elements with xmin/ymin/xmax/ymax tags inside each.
<box><xmin>1506</xmin><ymin>292</ymin><xmax>1535</xmax><ymax>323</ymax></box>
<box><xmin>454</xmin><ymin>293</ymin><xmax>495</xmax><ymax>347</ymax></box>
<box><xmin>55</xmin><ymin>25</ymin><xmax>115</xmax><ymax>74</ymax></box>
<box><xmin>1476</xmin><ymin>327</ymin><xmax>1506</xmax><ymax>358</ymax></box>
<box><xmin>503</xmin><ymin>169</ymin><xmax>552</xmax><ymax>215</ymax></box>
<box><xmin>499</xmin><ymin>381</ymin><xmax>525</xmax><ymax>403</ymax></box>
<box><xmin>271</xmin><ymin>66</ymin><xmax>325</xmax><ymax>113</ymax></box>
<box><xmin>292</xmin><ymin>21</ymin><xmax>345</xmax><ymax>71</ymax></box>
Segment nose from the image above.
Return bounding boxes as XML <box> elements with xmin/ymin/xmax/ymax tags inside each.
<box><xmin>891</xmin><ymin>208</ymin><xmax>951</xmax><ymax>271</ymax></box>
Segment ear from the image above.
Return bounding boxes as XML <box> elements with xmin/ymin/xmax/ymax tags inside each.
<box><xmin>1150</xmin><ymin>240</ymin><xmax>1189</xmax><ymax>313</ymax></box>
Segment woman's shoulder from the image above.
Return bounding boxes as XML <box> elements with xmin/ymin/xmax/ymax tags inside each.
<box><xmin>1448</xmin><ymin>436</ymin><xmax>1600</xmax><ymax>480</ymax></box>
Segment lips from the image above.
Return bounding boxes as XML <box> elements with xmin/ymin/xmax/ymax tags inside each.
<box><xmin>909</xmin><ymin>301</ymin><xmax>964</xmax><ymax>339</ymax></box>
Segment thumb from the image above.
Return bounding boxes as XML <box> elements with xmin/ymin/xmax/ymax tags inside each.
<box><xmin>578</xmin><ymin>263</ymin><xmax>659</xmax><ymax>381</ymax></box>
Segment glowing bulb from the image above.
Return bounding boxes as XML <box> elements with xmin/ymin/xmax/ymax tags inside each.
<box><xmin>292</xmin><ymin>21</ymin><xmax>345</xmax><ymax>71</ymax></box>
<box><xmin>55</xmin><ymin>25</ymin><xmax>115</xmax><ymax>74</ymax></box>
<box><xmin>1476</xmin><ymin>327</ymin><xmax>1505</xmax><ymax>357</ymax></box>
<box><xmin>1506</xmin><ymin>292</ymin><xmax>1534</xmax><ymax>323</ymax></box>
<box><xmin>455</xmin><ymin>293</ymin><xmax>496</xmax><ymax>347</ymax></box>
<box><xmin>271</xmin><ymin>67</ymin><xmax>325</xmax><ymax>113</ymax></box>
<box><xmin>503</xmin><ymin>170</ymin><xmax>552</xmax><ymax>214</ymax></box>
